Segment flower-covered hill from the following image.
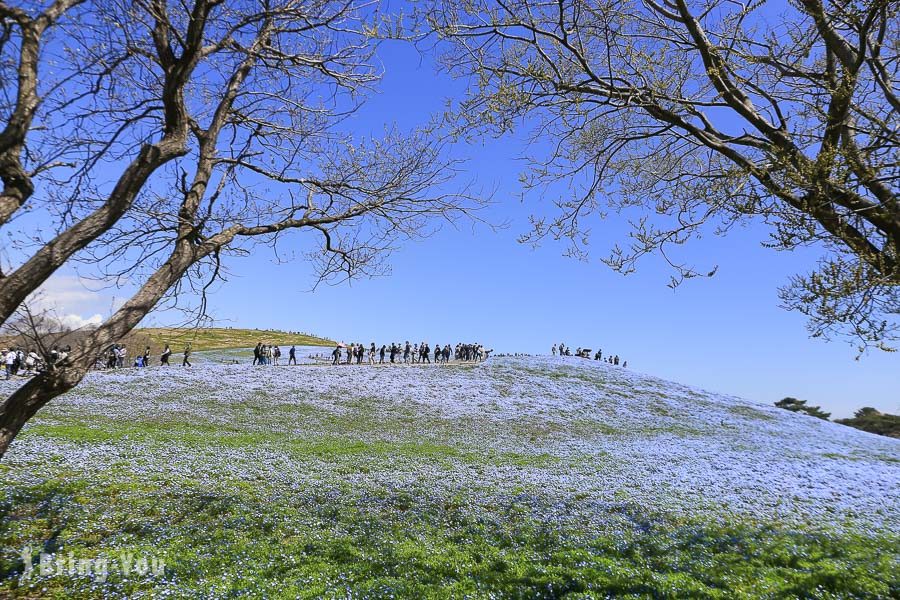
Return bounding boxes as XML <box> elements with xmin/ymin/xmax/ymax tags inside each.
<box><xmin>1</xmin><ymin>356</ymin><xmax>898</xmax><ymax>598</ymax></box>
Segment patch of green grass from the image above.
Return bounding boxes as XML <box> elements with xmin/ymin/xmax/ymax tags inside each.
<box><xmin>1</xmin><ymin>476</ymin><xmax>896</xmax><ymax>599</ymax></box>
<box><xmin>19</xmin><ymin>418</ymin><xmax>565</xmax><ymax>470</ymax></box>
<box><xmin>728</xmin><ymin>405</ymin><xmax>777</xmax><ymax>422</ymax></box>
<box><xmin>822</xmin><ymin>452</ymin><xmax>900</xmax><ymax>464</ymax></box>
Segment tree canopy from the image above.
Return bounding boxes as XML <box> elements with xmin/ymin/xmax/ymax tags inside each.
<box><xmin>836</xmin><ymin>407</ymin><xmax>900</xmax><ymax>438</ymax></box>
<box><xmin>775</xmin><ymin>397</ymin><xmax>832</xmax><ymax>420</ymax></box>
<box><xmin>428</xmin><ymin>0</ymin><xmax>899</xmax><ymax>349</ymax></box>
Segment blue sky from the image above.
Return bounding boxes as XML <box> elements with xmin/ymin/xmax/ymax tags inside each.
<box><xmin>26</xmin><ymin>40</ymin><xmax>900</xmax><ymax>418</ymax></box>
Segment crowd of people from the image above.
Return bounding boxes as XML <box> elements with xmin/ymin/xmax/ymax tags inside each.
<box><xmin>98</xmin><ymin>343</ymin><xmax>192</xmax><ymax>369</ymax></box>
<box><xmin>2</xmin><ymin>345</ymin><xmax>79</xmax><ymax>379</ymax></box>
<box><xmin>3</xmin><ymin>346</ymin><xmax>55</xmax><ymax>379</ymax></box>
<box><xmin>552</xmin><ymin>343</ymin><xmax>627</xmax><ymax>368</ymax></box>
<box><xmin>253</xmin><ymin>343</ymin><xmax>292</xmax><ymax>365</ymax></box>
<box><xmin>4</xmin><ymin>338</ymin><xmax>628</xmax><ymax>380</ymax></box>
<box><xmin>319</xmin><ymin>342</ymin><xmax>491</xmax><ymax>366</ymax></box>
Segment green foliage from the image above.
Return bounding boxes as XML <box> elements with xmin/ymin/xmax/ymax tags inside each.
<box><xmin>775</xmin><ymin>397</ymin><xmax>831</xmax><ymax>420</ymax></box>
<box><xmin>1</xmin><ymin>476</ymin><xmax>897</xmax><ymax>599</ymax></box>
<box><xmin>836</xmin><ymin>408</ymin><xmax>900</xmax><ymax>439</ymax></box>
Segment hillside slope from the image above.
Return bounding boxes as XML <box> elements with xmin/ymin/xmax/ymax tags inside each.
<box><xmin>1</xmin><ymin>356</ymin><xmax>897</xmax><ymax>597</ymax></box>
<box><xmin>129</xmin><ymin>327</ymin><xmax>334</xmax><ymax>350</ymax></box>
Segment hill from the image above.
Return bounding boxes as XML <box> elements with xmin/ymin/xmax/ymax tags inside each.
<box><xmin>0</xmin><ymin>327</ymin><xmax>334</xmax><ymax>358</ymax></box>
<box><xmin>1</xmin><ymin>356</ymin><xmax>897</xmax><ymax>597</ymax></box>
<box><xmin>131</xmin><ymin>327</ymin><xmax>334</xmax><ymax>350</ymax></box>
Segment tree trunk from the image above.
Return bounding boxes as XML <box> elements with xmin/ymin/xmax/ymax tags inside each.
<box><xmin>0</xmin><ymin>366</ymin><xmax>84</xmax><ymax>460</ymax></box>
<box><xmin>0</xmin><ymin>240</ymin><xmax>210</xmax><ymax>461</ymax></box>
<box><xmin>0</xmin><ymin>141</ymin><xmax>186</xmax><ymax>327</ymax></box>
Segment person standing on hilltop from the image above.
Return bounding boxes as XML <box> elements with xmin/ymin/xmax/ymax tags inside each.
<box><xmin>368</xmin><ymin>343</ymin><xmax>376</xmax><ymax>365</ymax></box>
<box><xmin>379</xmin><ymin>344</ymin><xmax>386</xmax><ymax>364</ymax></box>
<box><xmin>253</xmin><ymin>343</ymin><xmax>262</xmax><ymax>365</ymax></box>
<box><xmin>552</xmin><ymin>344</ymin><xmax>557</xmax><ymax>356</ymax></box>
<box><xmin>182</xmin><ymin>344</ymin><xmax>192</xmax><ymax>367</ymax></box>
<box><xmin>161</xmin><ymin>345</ymin><xmax>171</xmax><ymax>366</ymax></box>
<box><xmin>288</xmin><ymin>345</ymin><xmax>296</xmax><ymax>365</ymax></box>
<box><xmin>332</xmin><ymin>344</ymin><xmax>341</xmax><ymax>365</ymax></box>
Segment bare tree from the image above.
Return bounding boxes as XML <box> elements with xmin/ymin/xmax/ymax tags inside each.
<box><xmin>0</xmin><ymin>0</ymin><xmax>200</xmax><ymax>322</ymax></box>
<box><xmin>0</xmin><ymin>0</ymin><xmax>477</xmax><ymax>460</ymax></box>
<box><xmin>0</xmin><ymin>0</ymin><xmax>85</xmax><ymax>226</ymax></box>
<box><xmin>428</xmin><ymin>0</ymin><xmax>899</xmax><ymax>348</ymax></box>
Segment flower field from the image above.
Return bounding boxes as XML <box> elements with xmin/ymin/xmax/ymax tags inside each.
<box><xmin>1</xmin><ymin>356</ymin><xmax>898</xmax><ymax>598</ymax></box>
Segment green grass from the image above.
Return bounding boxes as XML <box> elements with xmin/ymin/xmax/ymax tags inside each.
<box><xmin>1</xmin><ymin>475</ymin><xmax>897</xmax><ymax>599</ymax></box>
<box><xmin>727</xmin><ymin>405</ymin><xmax>777</xmax><ymax>422</ymax></box>
<box><xmin>18</xmin><ymin>419</ymin><xmax>565</xmax><ymax>469</ymax></box>
<box><xmin>131</xmin><ymin>327</ymin><xmax>335</xmax><ymax>351</ymax></box>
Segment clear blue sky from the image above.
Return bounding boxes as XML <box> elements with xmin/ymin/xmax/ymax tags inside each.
<box><xmin>33</xmin><ymin>40</ymin><xmax>900</xmax><ymax>418</ymax></box>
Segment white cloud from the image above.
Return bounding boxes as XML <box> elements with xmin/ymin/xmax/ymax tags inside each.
<box><xmin>23</xmin><ymin>275</ymin><xmax>122</xmax><ymax>330</ymax></box>
<box><xmin>54</xmin><ymin>312</ymin><xmax>104</xmax><ymax>330</ymax></box>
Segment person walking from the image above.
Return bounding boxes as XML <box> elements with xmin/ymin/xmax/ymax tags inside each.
<box><xmin>182</xmin><ymin>344</ymin><xmax>192</xmax><ymax>367</ymax></box>
<box><xmin>288</xmin><ymin>345</ymin><xmax>297</xmax><ymax>365</ymax></box>
<box><xmin>143</xmin><ymin>346</ymin><xmax>151</xmax><ymax>367</ymax></box>
<box><xmin>161</xmin><ymin>344</ymin><xmax>171</xmax><ymax>366</ymax></box>
<box><xmin>379</xmin><ymin>344</ymin><xmax>386</xmax><ymax>364</ymax></box>
<box><xmin>253</xmin><ymin>343</ymin><xmax>262</xmax><ymax>365</ymax></box>
<box><xmin>4</xmin><ymin>348</ymin><xmax>15</xmax><ymax>380</ymax></box>
<box><xmin>368</xmin><ymin>343</ymin><xmax>376</xmax><ymax>365</ymax></box>
<box><xmin>552</xmin><ymin>344</ymin><xmax>557</xmax><ymax>356</ymax></box>
<box><xmin>332</xmin><ymin>344</ymin><xmax>341</xmax><ymax>365</ymax></box>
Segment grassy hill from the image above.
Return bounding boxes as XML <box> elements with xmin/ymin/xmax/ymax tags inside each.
<box><xmin>1</xmin><ymin>327</ymin><xmax>334</xmax><ymax>357</ymax></box>
<box><xmin>128</xmin><ymin>327</ymin><xmax>334</xmax><ymax>351</ymax></box>
<box><xmin>1</xmin><ymin>356</ymin><xmax>897</xmax><ymax>597</ymax></box>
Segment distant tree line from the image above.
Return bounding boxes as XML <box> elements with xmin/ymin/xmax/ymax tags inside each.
<box><xmin>775</xmin><ymin>397</ymin><xmax>900</xmax><ymax>439</ymax></box>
